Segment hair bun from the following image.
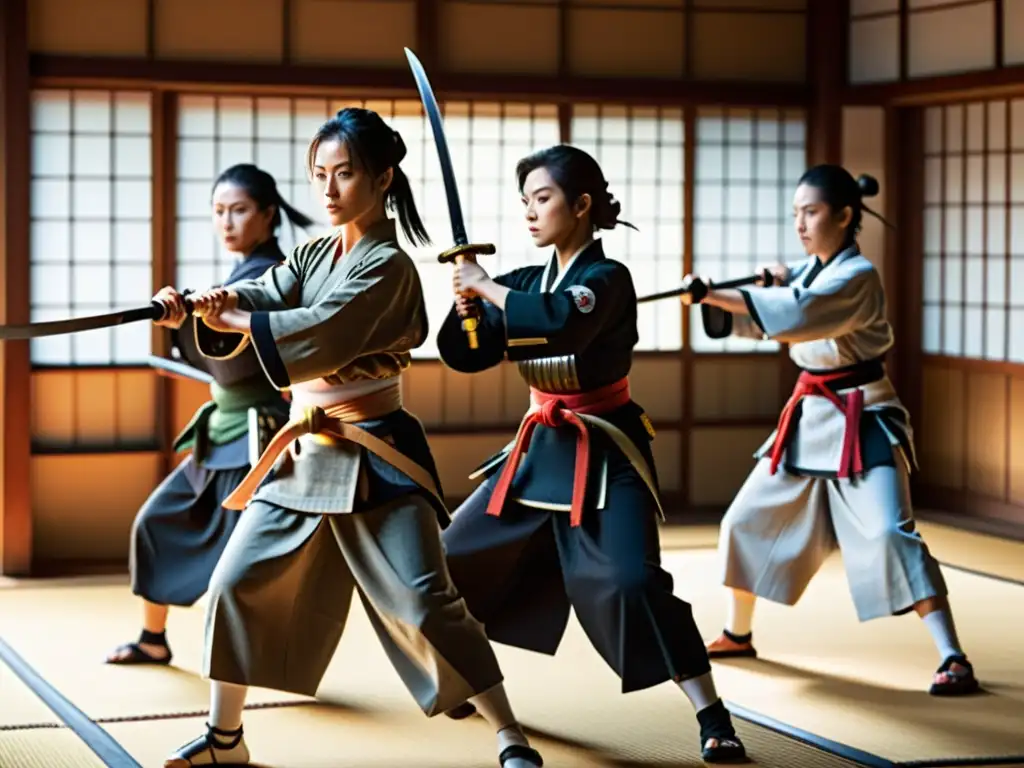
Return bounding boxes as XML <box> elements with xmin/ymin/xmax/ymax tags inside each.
<box><xmin>857</xmin><ymin>174</ymin><xmax>879</xmax><ymax>198</ymax></box>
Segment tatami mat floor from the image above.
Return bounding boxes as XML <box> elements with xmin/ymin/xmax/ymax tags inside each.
<box><xmin>0</xmin><ymin>520</ymin><xmax>1021</xmax><ymax>768</ymax></box>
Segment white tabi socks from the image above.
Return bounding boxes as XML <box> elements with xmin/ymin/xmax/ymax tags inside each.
<box><xmin>210</xmin><ymin>681</ymin><xmax>247</xmax><ymax>732</ymax></box>
<box><xmin>469</xmin><ymin>684</ymin><xmax>543</xmax><ymax>767</ymax></box>
<box><xmin>725</xmin><ymin>589</ymin><xmax>756</xmax><ymax>638</ymax></box>
<box><xmin>921</xmin><ymin>608</ymin><xmax>965</xmax><ymax>663</ymax></box>
<box><xmin>678</xmin><ymin>671</ymin><xmax>721</xmax><ymax>714</ymax></box>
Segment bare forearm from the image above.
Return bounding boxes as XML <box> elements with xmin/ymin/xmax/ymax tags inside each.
<box><xmin>703</xmin><ymin>289</ymin><xmax>749</xmax><ymax>316</ymax></box>
<box><xmin>472</xmin><ymin>279</ymin><xmax>511</xmax><ymax>311</ymax></box>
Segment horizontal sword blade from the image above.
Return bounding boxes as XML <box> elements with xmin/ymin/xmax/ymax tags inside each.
<box><xmin>404</xmin><ymin>48</ymin><xmax>469</xmax><ymax>247</ymax></box>
<box><xmin>0</xmin><ymin>303</ymin><xmax>163</xmax><ymax>341</ymax></box>
<box><xmin>147</xmin><ymin>355</ymin><xmax>214</xmax><ymax>385</ymax></box>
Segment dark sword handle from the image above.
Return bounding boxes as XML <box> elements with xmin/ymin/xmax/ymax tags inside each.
<box><xmin>637</xmin><ymin>267</ymin><xmax>775</xmax><ymax>304</ymax></box>
<box><xmin>148</xmin><ymin>290</ymin><xmax>197</xmax><ymax>322</ymax></box>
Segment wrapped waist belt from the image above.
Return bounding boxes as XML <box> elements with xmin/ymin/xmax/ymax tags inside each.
<box><xmin>486</xmin><ymin>377</ymin><xmax>663</xmax><ymax>527</ymax></box>
<box><xmin>768</xmin><ymin>359</ymin><xmax>885</xmax><ymax>478</ymax></box>
<box><xmin>221</xmin><ymin>381</ymin><xmax>440</xmax><ymax>511</ymax></box>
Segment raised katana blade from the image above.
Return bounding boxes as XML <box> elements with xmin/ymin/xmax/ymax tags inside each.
<box><xmin>405</xmin><ymin>47</ymin><xmax>468</xmax><ymax>247</ymax></box>
<box><xmin>0</xmin><ymin>303</ymin><xmax>167</xmax><ymax>341</ymax></box>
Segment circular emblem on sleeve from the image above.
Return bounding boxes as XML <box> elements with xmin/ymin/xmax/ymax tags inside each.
<box><xmin>568</xmin><ymin>285</ymin><xmax>596</xmax><ymax>314</ymax></box>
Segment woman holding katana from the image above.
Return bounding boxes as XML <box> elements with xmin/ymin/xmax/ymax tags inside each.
<box><xmin>105</xmin><ymin>164</ymin><xmax>308</xmax><ymax>670</ymax></box>
<box><xmin>152</xmin><ymin>108</ymin><xmax>544</xmax><ymax>768</ymax></box>
<box><xmin>684</xmin><ymin>165</ymin><xmax>980</xmax><ymax>697</ymax></box>
<box><xmin>436</xmin><ymin>144</ymin><xmax>748</xmax><ymax>764</ymax></box>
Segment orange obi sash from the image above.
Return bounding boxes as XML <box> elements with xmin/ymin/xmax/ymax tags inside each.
<box><xmin>221</xmin><ymin>381</ymin><xmax>440</xmax><ymax>511</ymax></box>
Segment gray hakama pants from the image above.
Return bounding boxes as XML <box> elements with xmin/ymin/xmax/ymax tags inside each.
<box><xmin>202</xmin><ymin>492</ymin><xmax>505</xmax><ymax>716</ymax></box>
<box><xmin>130</xmin><ymin>456</ymin><xmax>249</xmax><ymax>607</ymax></box>
<box><xmin>718</xmin><ymin>458</ymin><xmax>947</xmax><ymax>621</ymax></box>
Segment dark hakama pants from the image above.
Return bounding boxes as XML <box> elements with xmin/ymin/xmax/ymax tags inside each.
<box><xmin>442</xmin><ymin>457</ymin><xmax>712</xmax><ymax>693</ymax></box>
<box><xmin>129</xmin><ymin>441</ymin><xmax>249</xmax><ymax>607</ymax></box>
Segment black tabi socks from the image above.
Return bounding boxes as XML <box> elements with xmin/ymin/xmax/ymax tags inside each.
<box><xmin>139</xmin><ymin>628</ymin><xmax>168</xmax><ymax>647</ymax></box>
<box><xmin>696</xmin><ymin>699</ymin><xmax>737</xmax><ymax>742</ymax></box>
<box><xmin>723</xmin><ymin>629</ymin><xmax>752</xmax><ymax>645</ymax></box>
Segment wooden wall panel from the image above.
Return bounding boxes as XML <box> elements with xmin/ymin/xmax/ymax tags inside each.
<box><xmin>916</xmin><ymin>361</ymin><xmax>1024</xmax><ymax>525</ymax></box>
<box><xmin>170</xmin><ymin>377</ymin><xmax>211</xmax><ymax>468</ymax></box>
<box><xmin>918</xmin><ymin>365</ymin><xmax>966</xmax><ymax>489</ymax></box>
<box><xmin>30</xmin><ymin>452</ymin><xmax>162</xmax><ymax>562</ymax></box>
<box><xmin>651</xmin><ymin>428</ymin><xmax>683</xmax><ymax>495</ymax></box>
<box><xmin>1010</xmin><ymin>377</ymin><xmax>1024</xmax><ymax>505</ymax></box>
<box><xmin>691</xmin><ymin>11</ymin><xmax>806</xmax><ymax>82</ymax></box>
<box><xmin>30</xmin><ymin>370</ymin><xmax>159</xmax><ymax>449</ymax></box>
<box><xmin>403</xmin><ymin>356</ymin><xmax>684</xmax><ymax>430</ymax></box>
<box><xmin>630</xmin><ymin>357</ymin><xmax>684</xmax><ymax>422</ymax></box>
<box><xmin>28</xmin><ymin>0</ymin><xmax>148</xmax><ymax>57</ymax></box>
<box><xmin>850</xmin><ymin>0</ymin><xmax>898</xmax><ymax>13</ymax></box>
<box><xmin>566</xmin><ymin>7</ymin><xmax>685</xmax><ymax>78</ymax></box>
<box><xmin>691</xmin><ymin>358</ymin><xmax>781</xmax><ymax>421</ymax></box>
<box><xmin>429</xmin><ymin>433</ymin><xmax>516</xmax><ymax>500</ymax></box>
<box><xmin>688</xmin><ymin>426</ymin><xmax>765</xmax><ymax>506</ymax></box>
<box><xmin>292</xmin><ymin>0</ymin><xmax>416</xmax><ymax>67</ymax></box>
<box><xmin>154</xmin><ymin>0</ymin><xmax>283</xmax><ymax>62</ymax></box>
<box><xmin>402</xmin><ymin>362</ymin><xmax>445</xmax><ymax>425</ymax></box>
<box><xmin>842</xmin><ymin>106</ymin><xmax>888</xmax><ymax>281</ymax></box>
<box><xmin>964</xmin><ymin>371</ymin><xmax>1007</xmax><ymax>497</ymax></box>
<box><xmin>440</xmin><ymin>2</ymin><xmax>560</xmax><ymax>75</ymax></box>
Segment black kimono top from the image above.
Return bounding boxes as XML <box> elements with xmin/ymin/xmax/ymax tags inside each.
<box><xmin>437</xmin><ymin>239</ymin><xmax>660</xmax><ymax>514</ymax></box>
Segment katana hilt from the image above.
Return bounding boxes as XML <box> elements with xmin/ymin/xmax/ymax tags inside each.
<box><xmin>440</xmin><ymin>243</ymin><xmax>495</xmax><ymax>350</ymax></box>
<box><xmin>437</xmin><ymin>243</ymin><xmax>496</xmax><ymax>264</ymax></box>
<box><xmin>150</xmin><ymin>288</ymin><xmax>196</xmax><ymax>322</ymax></box>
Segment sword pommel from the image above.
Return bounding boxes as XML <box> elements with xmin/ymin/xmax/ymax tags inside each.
<box><xmin>437</xmin><ymin>243</ymin><xmax>496</xmax><ymax>265</ymax></box>
<box><xmin>461</xmin><ymin>316</ymin><xmax>480</xmax><ymax>350</ymax></box>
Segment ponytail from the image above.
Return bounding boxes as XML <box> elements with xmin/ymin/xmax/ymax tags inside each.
<box><xmin>275</xmin><ymin>193</ymin><xmax>315</xmax><ymax>231</ymax></box>
<box><xmin>386</xmin><ymin>165</ymin><xmax>430</xmax><ymax>246</ymax></box>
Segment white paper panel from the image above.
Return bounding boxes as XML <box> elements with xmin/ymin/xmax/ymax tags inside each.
<box><xmin>29</xmin><ymin>88</ymin><xmax>154</xmax><ymax>366</ymax></box>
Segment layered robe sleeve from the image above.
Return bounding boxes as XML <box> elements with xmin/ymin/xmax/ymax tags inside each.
<box><xmin>437</xmin><ymin>268</ymin><xmax>533</xmax><ymax>373</ymax></box>
<box><xmin>247</xmin><ymin>251</ymin><xmax>423</xmax><ymax>389</ymax></box>
<box><xmin>700</xmin><ymin>257</ymin><xmax>816</xmax><ymax>341</ymax></box>
<box><xmin>228</xmin><ymin>241</ymin><xmax>308</xmax><ymax>312</ymax></box>
<box><xmin>188</xmin><ymin>250</ymin><xmax>287</xmax><ymax>368</ymax></box>
<box><xmin>739</xmin><ymin>260</ymin><xmax>882</xmax><ymax>345</ymax></box>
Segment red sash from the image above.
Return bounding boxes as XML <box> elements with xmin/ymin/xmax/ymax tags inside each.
<box><xmin>486</xmin><ymin>378</ymin><xmax>631</xmax><ymax>527</ymax></box>
<box><xmin>768</xmin><ymin>369</ymin><xmax>866</xmax><ymax>478</ymax></box>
